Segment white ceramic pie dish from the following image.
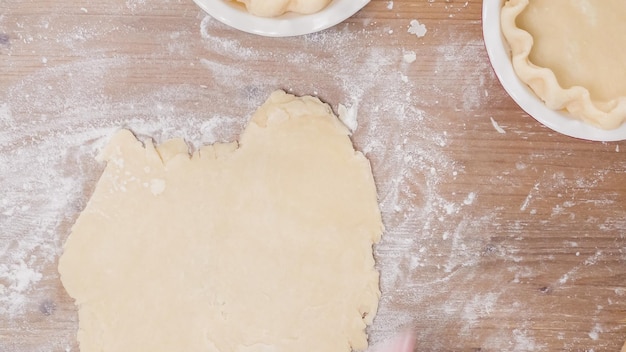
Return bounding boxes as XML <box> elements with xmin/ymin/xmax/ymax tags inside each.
<box><xmin>193</xmin><ymin>0</ymin><xmax>370</xmax><ymax>37</ymax></box>
<box><xmin>482</xmin><ymin>0</ymin><xmax>626</xmax><ymax>141</ymax></box>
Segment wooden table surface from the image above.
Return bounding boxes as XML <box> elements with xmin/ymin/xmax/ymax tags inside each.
<box><xmin>1</xmin><ymin>0</ymin><xmax>625</xmax><ymax>351</ymax></box>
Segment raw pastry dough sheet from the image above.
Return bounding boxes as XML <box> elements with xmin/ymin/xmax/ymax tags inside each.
<box><xmin>58</xmin><ymin>90</ymin><xmax>383</xmax><ymax>352</ymax></box>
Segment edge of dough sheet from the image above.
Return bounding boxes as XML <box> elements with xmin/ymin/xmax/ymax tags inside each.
<box><xmin>58</xmin><ymin>89</ymin><xmax>384</xmax><ymax>352</ymax></box>
<box><xmin>500</xmin><ymin>0</ymin><xmax>626</xmax><ymax>130</ymax></box>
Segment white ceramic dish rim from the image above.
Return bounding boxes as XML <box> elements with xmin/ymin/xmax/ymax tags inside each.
<box><xmin>482</xmin><ymin>1</ymin><xmax>626</xmax><ymax>142</ymax></box>
<box><xmin>193</xmin><ymin>0</ymin><xmax>371</xmax><ymax>37</ymax></box>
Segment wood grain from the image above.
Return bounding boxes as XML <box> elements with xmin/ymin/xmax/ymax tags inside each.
<box><xmin>1</xmin><ymin>0</ymin><xmax>625</xmax><ymax>351</ymax></box>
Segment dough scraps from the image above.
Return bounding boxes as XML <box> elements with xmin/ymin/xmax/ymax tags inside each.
<box><xmin>501</xmin><ymin>0</ymin><xmax>626</xmax><ymax>130</ymax></box>
<box><xmin>58</xmin><ymin>90</ymin><xmax>383</xmax><ymax>352</ymax></box>
<box><xmin>235</xmin><ymin>0</ymin><xmax>331</xmax><ymax>17</ymax></box>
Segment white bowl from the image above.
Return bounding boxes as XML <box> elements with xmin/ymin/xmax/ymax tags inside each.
<box><xmin>482</xmin><ymin>1</ymin><xmax>626</xmax><ymax>141</ymax></box>
<box><xmin>193</xmin><ymin>0</ymin><xmax>370</xmax><ymax>37</ymax></box>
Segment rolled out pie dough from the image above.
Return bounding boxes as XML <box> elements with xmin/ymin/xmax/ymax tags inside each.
<box><xmin>58</xmin><ymin>90</ymin><xmax>383</xmax><ymax>352</ymax></box>
<box><xmin>501</xmin><ymin>0</ymin><xmax>626</xmax><ymax>130</ymax></box>
<box><xmin>235</xmin><ymin>0</ymin><xmax>331</xmax><ymax>17</ymax></box>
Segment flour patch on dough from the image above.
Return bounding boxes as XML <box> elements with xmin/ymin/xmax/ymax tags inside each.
<box><xmin>149</xmin><ymin>178</ymin><xmax>166</xmax><ymax>195</ymax></box>
<box><xmin>58</xmin><ymin>90</ymin><xmax>383</xmax><ymax>352</ymax></box>
<box><xmin>338</xmin><ymin>103</ymin><xmax>358</xmax><ymax>134</ymax></box>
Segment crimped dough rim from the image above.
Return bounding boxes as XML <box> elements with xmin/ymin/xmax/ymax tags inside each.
<box><xmin>237</xmin><ymin>0</ymin><xmax>331</xmax><ymax>17</ymax></box>
<box><xmin>500</xmin><ymin>0</ymin><xmax>626</xmax><ymax>130</ymax></box>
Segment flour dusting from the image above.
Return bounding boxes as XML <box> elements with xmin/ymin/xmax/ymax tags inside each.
<box><xmin>491</xmin><ymin>116</ymin><xmax>506</xmax><ymax>133</ymax></box>
<box><xmin>402</xmin><ymin>50</ymin><xmax>417</xmax><ymax>64</ymax></box>
<box><xmin>0</xmin><ymin>261</ymin><xmax>43</xmax><ymax>316</ymax></box>
<box><xmin>408</xmin><ymin>19</ymin><xmax>427</xmax><ymax>38</ymax></box>
<box><xmin>338</xmin><ymin>103</ymin><xmax>358</xmax><ymax>134</ymax></box>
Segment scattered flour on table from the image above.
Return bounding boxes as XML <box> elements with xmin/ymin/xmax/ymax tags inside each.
<box><xmin>490</xmin><ymin>116</ymin><xmax>506</xmax><ymax>134</ymax></box>
<box><xmin>463</xmin><ymin>192</ymin><xmax>477</xmax><ymax>205</ymax></box>
<box><xmin>408</xmin><ymin>19</ymin><xmax>427</xmax><ymax>38</ymax></box>
<box><xmin>402</xmin><ymin>50</ymin><xmax>417</xmax><ymax>64</ymax></box>
<box><xmin>337</xmin><ymin>103</ymin><xmax>359</xmax><ymax>133</ymax></box>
